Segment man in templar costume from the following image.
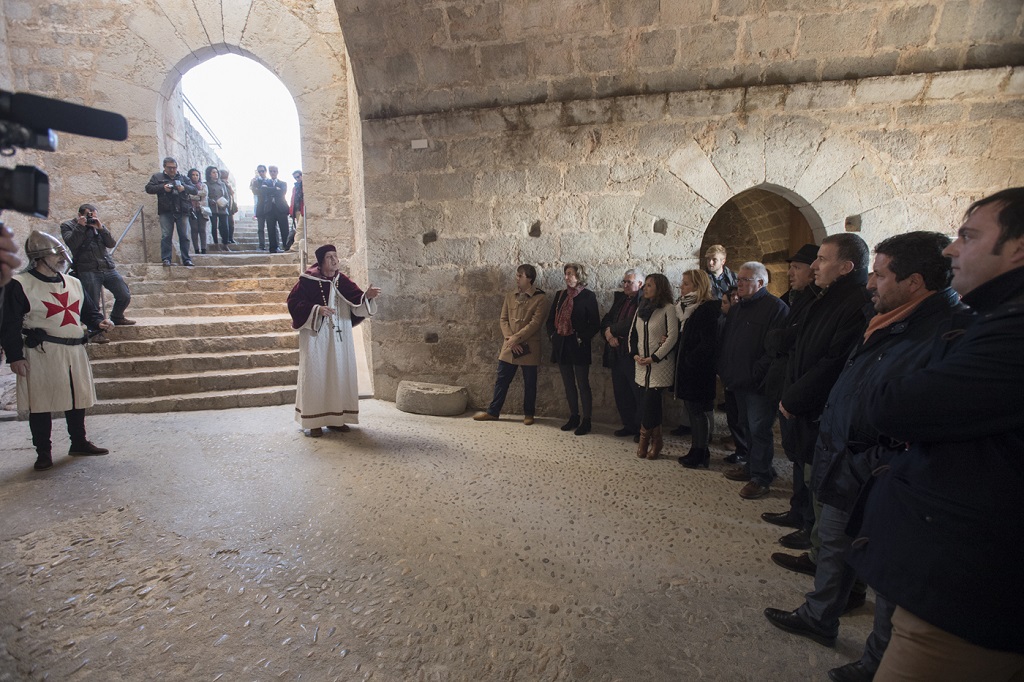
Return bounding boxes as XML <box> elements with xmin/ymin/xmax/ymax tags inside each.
<box><xmin>1</xmin><ymin>231</ymin><xmax>113</xmax><ymax>470</ymax></box>
<box><xmin>287</xmin><ymin>244</ymin><xmax>380</xmax><ymax>437</ymax></box>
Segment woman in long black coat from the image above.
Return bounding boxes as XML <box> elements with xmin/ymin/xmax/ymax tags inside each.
<box><xmin>674</xmin><ymin>269</ymin><xmax>722</xmax><ymax>469</ymax></box>
<box><xmin>546</xmin><ymin>263</ymin><xmax>600</xmax><ymax>435</ymax></box>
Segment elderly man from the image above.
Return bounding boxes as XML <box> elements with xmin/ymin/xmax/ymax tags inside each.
<box><xmin>848</xmin><ymin>189</ymin><xmax>1024</xmax><ymax>681</ymax></box>
<box><xmin>286</xmin><ymin>244</ymin><xmax>380</xmax><ymax>437</ymax></box>
<box><xmin>764</xmin><ymin>232</ymin><xmax>962</xmax><ymax>679</ymax></box>
<box><xmin>705</xmin><ymin>244</ymin><xmax>738</xmax><ymax>299</ymax></box>
<box><xmin>600</xmin><ymin>268</ymin><xmax>644</xmax><ymax>437</ymax></box>
<box><xmin>718</xmin><ymin>261</ymin><xmax>789</xmax><ymax>499</ymax></box>
<box><xmin>1</xmin><ymin>231</ymin><xmax>113</xmax><ymax>471</ymax></box>
<box><xmin>473</xmin><ymin>264</ymin><xmax>549</xmax><ymax>424</ymax></box>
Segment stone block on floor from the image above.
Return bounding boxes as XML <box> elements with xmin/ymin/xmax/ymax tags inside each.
<box><xmin>395</xmin><ymin>380</ymin><xmax>468</xmax><ymax>416</ymax></box>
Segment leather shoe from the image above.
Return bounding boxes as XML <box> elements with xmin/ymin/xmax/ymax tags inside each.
<box><xmin>523</xmin><ymin>416</ymin><xmax>534</xmax><ymax>425</ymax></box>
<box><xmin>573</xmin><ymin>418</ymin><xmax>591</xmax><ymax>436</ymax></box>
<box><xmin>613</xmin><ymin>427</ymin><xmax>636</xmax><ymax>437</ymax></box>
<box><xmin>771</xmin><ymin>552</ymin><xmax>817</xmax><ymax>577</ymax></box>
<box><xmin>112</xmin><ymin>317</ymin><xmax>137</xmax><ymax>326</ymax></box>
<box><xmin>306</xmin><ymin>427</ymin><xmax>323</xmax><ymax>438</ymax></box>
<box><xmin>560</xmin><ymin>415</ymin><xmax>581</xmax><ymax>431</ymax></box>
<box><xmin>723</xmin><ymin>452</ymin><xmax>747</xmax><ymax>465</ymax></box>
<box><xmin>828</xmin><ymin>660</ymin><xmax>874</xmax><ymax>682</ymax></box>
<box><xmin>68</xmin><ymin>441</ymin><xmax>109</xmax><ymax>456</ymax></box>
<box><xmin>739</xmin><ymin>481</ymin><xmax>769</xmax><ymax>499</ymax></box>
<box><xmin>473</xmin><ymin>412</ymin><xmax>498</xmax><ymax>421</ymax></box>
<box><xmin>762</xmin><ymin>510</ymin><xmax>803</xmax><ymax>529</ymax></box>
<box><xmin>326</xmin><ymin>424</ymin><xmax>350</xmax><ymax>432</ymax></box>
<box><xmin>34</xmin><ymin>453</ymin><xmax>53</xmax><ymax>471</ymax></box>
<box><xmin>90</xmin><ymin>333</ymin><xmax>110</xmax><ymax>344</ymax></box>
<box><xmin>763</xmin><ymin>608</ymin><xmax>836</xmax><ymax>647</ymax></box>
<box><xmin>779</xmin><ymin>528</ymin><xmax>812</xmax><ymax>550</ymax></box>
<box><xmin>724</xmin><ymin>465</ymin><xmax>750</xmax><ymax>481</ymax></box>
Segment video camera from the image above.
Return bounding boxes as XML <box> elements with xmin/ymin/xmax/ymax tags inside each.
<box><xmin>0</xmin><ymin>89</ymin><xmax>128</xmax><ymax>218</ymax></box>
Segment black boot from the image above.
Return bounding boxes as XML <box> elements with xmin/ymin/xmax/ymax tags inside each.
<box><xmin>560</xmin><ymin>415</ymin><xmax>581</xmax><ymax>432</ymax></box>
<box><xmin>34</xmin><ymin>450</ymin><xmax>53</xmax><ymax>471</ymax></box>
<box><xmin>574</xmin><ymin>418</ymin><xmax>591</xmax><ymax>436</ymax></box>
<box><xmin>68</xmin><ymin>441</ymin><xmax>109</xmax><ymax>456</ymax></box>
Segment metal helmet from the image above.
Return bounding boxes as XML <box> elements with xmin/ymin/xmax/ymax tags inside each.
<box><xmin>24</xmin><ymin>230</ymin><xmax>70</xmax><ymax>262</ymax></box>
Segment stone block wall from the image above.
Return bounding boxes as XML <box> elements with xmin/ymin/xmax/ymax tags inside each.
<box><xmin>365</xmin><ymin>67</ymin><xmax>1024</xmax><ymax>421</ymax></box>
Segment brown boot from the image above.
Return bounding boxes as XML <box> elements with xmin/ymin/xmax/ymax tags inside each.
<box><xmin>648</xmin><ymin>425</ymin><xmax>664</xmax><ymax>459</ymax></box>
<box><xmin>636</xmin><ymin>426</ymin><xmax>651</xmax><ymax>458</ymax></box>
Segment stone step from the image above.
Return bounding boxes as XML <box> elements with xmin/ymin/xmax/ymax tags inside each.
<box><xmin>95</xmin><ymin>366</ymin><xmax>297</xmax><ymax>400</ymax></box>
<box><xmin>87</xmin><ymin>331</ymin><xmax>298</xmax><ymax>360</ymax></box>
<box><xmin>125</xmin><ymin>277</ymin><xmax>295</xmax><ymax>295</ymax></box>
<box><xmin>90</xmin><ymin>385</ymin><xmax>297</xmax><ymax>414</ymax></box>
<box><xmin>119</xmin><ymin>261</ymin><xmax>300</xmax><ymax>279</ymax></box>
<box><xmin>91</xmin><ymin>348</ymin><xmax>299</xmax><ymax>379</ymax></box>
<box><xmin>86</xmin><ymin>315</ymin><xmax>293</xmax><ymax>344</ymax></box>
<box><xmin>128</xmin><ymin>302</ymin><xmax>287</xmax><ymax>317</ymax></box>
<box><xmin>127</xmin><ymin>290</ymin><xmax>288</xmax><ymax>307</ymax></box>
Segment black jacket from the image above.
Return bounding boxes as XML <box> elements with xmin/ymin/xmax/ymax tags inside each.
<box><xmin>546</xmin><ymin>288</ymin><xmax>600</xmax><ymax>365</ymax></box>
<box><xmin>674</xmin><ymin>299</ymin><xmax>721</xmax><ymax>402</ymax></box>
<box><xmin>781</xmin><ymin>269</ymin><xmax>873</xmax><ymax>419</ymax></box>
<box><xmin>600</xmin><ymin>290</ymin><xmax>640</xmax><ymax>367</ymax></box>
<box><xmin>761</xmin><ymin>284</ymin><xmax>821</xmax><ymax>403</ymax></box>
<box><xmin>61</xmin><ymin>218</ymin><xmax>116</xmax><ymax>273</ymax></box>
<box><xmin>145</xmin><ymin>172</ymin><xmax>197</xmax><ymax>215</ymax></box>
<box><xmin>811</xmin><ymin>287</ymin><xmax>963</xmax><ymax>512</ymax></box>
<box><xmin>848</xmin><ymin>267</ymin><xmax>1024</xmax><ymax>654</ymax></box>
<box><xmin>717</xmin><ymin>287</ymin><xmax>789</xmax><ymax>392</ymax></box>
<box><xmin>257</xmin><ymin>178</ymin><xmax>289</xmax><ymax>217</ymax></box>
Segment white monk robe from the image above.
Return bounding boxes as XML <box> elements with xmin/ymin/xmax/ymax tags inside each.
<box><xmin>290</xmin><ymin>271</ymin><xmax>377</xmax><ymax>429</ymax></box>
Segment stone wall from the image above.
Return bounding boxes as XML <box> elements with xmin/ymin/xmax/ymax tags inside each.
<box><xmin>364</xmin><ymin>67</ymin><xmax>1024</xmax><ymax>421</ymax></box>
<box><xmin>338</xmin><ymin>0</ymin><xmax>1024</xmax><ymax>119</ymax></box>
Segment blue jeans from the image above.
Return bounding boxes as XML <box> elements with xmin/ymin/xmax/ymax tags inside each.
<box><xmin>797</xmin><ymin>503</ymin><xmax>857</xmax><ymax>635</ymax></box>
<box><xmin>159</xmin><ymin>212</ymin><xmax>191</xmax><ymax>263</ymax></box>
<box><xmin>733</xmin><ymin>389</ymin><xmax>777</xmax><ymax>486</ymax></box>
<box><xmin>78</xmin><ymin>269</ymin><xmax>131</xmax><ymax>320</ymax></box>
<box><xmin>486</xmin><ymin>361</ymin><xmax>537</xmax><ymax>417</ymax></box>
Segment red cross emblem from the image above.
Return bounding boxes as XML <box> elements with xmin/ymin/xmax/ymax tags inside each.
<box><xmin>42</xmin><ymin>290</ymin><xmax>81</xmax><ymax>327</ymax></box>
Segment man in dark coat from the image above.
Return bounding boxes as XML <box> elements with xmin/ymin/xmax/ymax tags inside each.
<box><xmin>258</xmin><ymin>165</ymin><xmax>290</xmax><ymax>253</ymax></box>
<box><xmin>763</xmin><ymin>232</ymin><xmax>963</xmax><ymax>681</ymax></box>
<box><xmin>760</xmin><ymin>244</ymin><xmax>821</xmax><ymax>538</ymax></box>
<box><xmin>775</xmin><ymin>234</ymin><xmax>872</xmax><ymax>555</ymax></box>
<box><xmin>718</xmin><ymin>261</ymin><xmax>789</xmax><ymax>499</ymax></box>
<box><xmin>145</xmin><ymin>156</ymin><xmax>197</xmax><ymax>267</ymax></box>
<box><xmin>601</xmin><ymin>268</ymin><xmax>644</xmax><ymax>437</ymax></box>
<box><xmin>848</xmin><ymin>189</ymin><xmax>1024</xmax><ymax>679</ymax></box>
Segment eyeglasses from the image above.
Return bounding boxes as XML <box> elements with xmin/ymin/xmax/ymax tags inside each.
<box><xmin>737</xmin><ymin>277</ymin><xmax>759</xmax><ymax>283</ymax></box>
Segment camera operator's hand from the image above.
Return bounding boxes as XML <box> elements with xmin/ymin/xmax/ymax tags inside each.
<box><xmin>0</xmin><ymin>223</ymin><xmax>22</xmax><ymax>288</ymax></box>
<box><xmin>11</xmin><ymin>359</ymin><xmax>28</xmax><ymax>378</ymax></box>
<box><xmin>164</xmin><ymin>183</ymin><xmax>173</xmax><ymax>192</ymax></box>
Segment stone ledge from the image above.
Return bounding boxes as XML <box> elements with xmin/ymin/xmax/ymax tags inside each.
<box><xmin>395</xmin><ymin>380</ymin><xmax>468</xmax><ymax>416</ymax></box>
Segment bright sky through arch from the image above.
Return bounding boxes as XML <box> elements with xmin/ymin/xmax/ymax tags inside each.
<box><xmin>181</xmin><ymin>54</ymin><xmax>302</xmax><ymax>209</ymax></box>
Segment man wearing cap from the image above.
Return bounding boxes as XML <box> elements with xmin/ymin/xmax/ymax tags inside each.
<box><xmin>1</xmin><ymin>231</ymin><xmax>113</xmax><ymax>471</ymax></box>
<box><xmin>286</xmin><ymin>244</ymin><xmax>381</xmax><ymax>437</ymax></box>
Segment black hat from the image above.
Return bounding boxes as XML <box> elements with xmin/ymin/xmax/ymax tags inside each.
<box><xmin>787</xmin><ymin>243</ymin><xmax>819</xmax><ymax>265</ymax></box>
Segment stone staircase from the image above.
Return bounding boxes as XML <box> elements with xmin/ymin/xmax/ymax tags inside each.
<box><xmin>87</xmin><ymin>215</ymin><xmax>304</xmax><ymax>414</ymax></box>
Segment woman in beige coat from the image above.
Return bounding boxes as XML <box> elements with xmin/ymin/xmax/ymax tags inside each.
<box><xmin>630</xmin><ymin>273</ymin><xmax>679</xmax><ymax>459</ymax></box>
<box><xmin>474</xmin><ymin>264</ymin><xmax>550</xmax><ymax>424</ymax></box>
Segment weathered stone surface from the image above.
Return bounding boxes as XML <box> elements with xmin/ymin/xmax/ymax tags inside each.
<box><xmin>395</xmin><ymin>380</ymin><xmax>469</xmax><ymax>415</ymax></box>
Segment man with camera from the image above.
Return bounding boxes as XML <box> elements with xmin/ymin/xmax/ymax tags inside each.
<box><xmin>145</xmin><ymin>157</ymin><xmax>197</xmax><ymax>267</ymax></box>
<box><xmin>60</xmin><ymin>204</ymin><xmax>134</xmax><ymax>338</ymax></box>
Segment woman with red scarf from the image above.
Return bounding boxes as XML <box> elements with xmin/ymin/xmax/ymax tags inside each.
<box><xmin>545</xmin><ymin>263</ymin><xmax>600</xmax><ymax>435</ymax></box>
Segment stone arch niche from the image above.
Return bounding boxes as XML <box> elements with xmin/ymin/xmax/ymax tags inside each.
<box><xmin>700</xmin><ymin>186</ymin><xmax>819</xmax><ymax>296</ymax></box>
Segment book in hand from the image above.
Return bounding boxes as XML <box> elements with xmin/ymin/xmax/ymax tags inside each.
<box><xmin>511</xmin><ymin>343</ymin><xmax>531</xmax><ymax>359</ymax></box>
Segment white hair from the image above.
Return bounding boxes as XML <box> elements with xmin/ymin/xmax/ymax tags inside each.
<box><xmin>739</xmin><ymin>261</ymin><xmax>769</xmax><ymax>285</ymax></box>
<box><xmin>624</xmin><ymin>268</ymin><xmax>644</xmax><ymax>282</ymax></box>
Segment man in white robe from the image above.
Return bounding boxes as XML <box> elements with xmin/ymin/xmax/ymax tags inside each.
<box><xmin>286</xmin><ymin>244</ymin><xmax>379</xmax><ymax>437</ymax></box>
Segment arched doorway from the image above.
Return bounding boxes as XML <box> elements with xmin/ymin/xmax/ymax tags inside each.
<box><xmin>700</xmin><ymin>186</ymin><xmax>821</xmax><ymax>296</ymax></box>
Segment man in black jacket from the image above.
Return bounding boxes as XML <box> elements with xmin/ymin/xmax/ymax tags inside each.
<box><xmin>144</xmin><ymin>157</ymin><xmax>197</xmax><ymax>267</ymax></box>
<box><xmin>848</xmin><ymin>189</ymin><xmax>1024</xmax><ymax>679</ymax></box>
<box><xmin>775</xmin><ymin>234</ymin><xmax>872</xmax><ymax>552</ymax></box>
<box><xmin>601</xmin><ymin>268</ymin><xmax>644</xmax><ymax>437</ymax></box>
<box><xmin>718</xmin><ymin>261</ymin><xmax>788</xmax><ymax>499</ymax></box>
<box><xmin>259</xmin><ymin>166</ymin><xmax>290</xmax><ymax>253</ymax></box>
<box><xmin>764</xmin><ymin>232</ymin><xmax>962</xmax><ymax>681</ymax></box>
<box><xmin>60</xmin><ymin>204</ymin><xmax>134</xmax><ymax>331</ymax></box>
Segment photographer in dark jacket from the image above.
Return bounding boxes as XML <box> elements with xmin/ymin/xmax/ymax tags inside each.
<box><xmin>145</xmin><ymin>156</ymin><xmax>197</xmax><ymax>267</ymax></box>
<box><xmin>60</xmin><ymin>204</ymin><xmax>134</xmax><ymax>331</ymax></box>
<box><xmin>764</xmin><ymin>231</ymin><xmax>962</xmax><ymax>682</ymax></box>
<box><xmin>600</xmin><ymin>268</ymin><xmax>643</xmax><ymax>437</ymax></box>
<box><xmin>848</xmin><ymin>189</ymin><xmax>1024</xmax><ymax>679</ymax></box>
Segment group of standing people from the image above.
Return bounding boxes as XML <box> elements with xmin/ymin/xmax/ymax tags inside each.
<box><xmin>250</xmin><ymin>165</ymin><xmax>303</xmax><ymax>253</ymax></box>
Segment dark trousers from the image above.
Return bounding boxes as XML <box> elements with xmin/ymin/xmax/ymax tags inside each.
<box><xmin>211</xmin><ymin>214</ymin><xmax>230</xmax><ymax>245</ymax></box>
<box><xmin>724</xmin><ymin>389</ymin><xmax>750</xmax><ymax>457</ymax></box>
<box><xmin>486</xmin><ymin>361</ymin><xmax>537</xmax><ymax>417</ymax></box>
<box><xmin>226</xmin><ymin>212</ymin><xmax>235</xmax><ymax>242</ymax></box>
<box><xmin>557</xmin><ymin>364</ymin><xmax>592</xmax><ymax>418</ymax></box>
<box><xmin>610</xmin><ymin>354</ymin><xmax>641</xmax><ymax>431</ymax></box>
<box><xmin>78</xmin><ymin>269</ymin><xmax>131</xmax><ymax>320</ymax></box>
<box><xmin>639</xmin><ymin>386</ymin><xmax>664</xmax><ymax>429</ymax></box>
<box><xmin>268</xmin><ymin>214</ymin><xmax>289</xmax><ymax>251</ymax></box>
<box><xmin>188</xmin><ymin>213</ymin><xmax>208</xmax><ymax>253</ymax></box>
<box><xmin>734</xmin><ymin>389</ymin><xmax>778</xmax><ymax>486</ymax></box>
<box><xmin>29</xmin><ymin>408</ymin><xmax>86</xmax><ymax>455</ymax></box>
<box><xmin>256</xmin><ymin>215</ymin><xmax>267</xmax><ymax>249</ymax></box>
<box><xmin>780</xmin><ymin>415</ymin><xmax>815</xmax><ymax>531</ymax></box>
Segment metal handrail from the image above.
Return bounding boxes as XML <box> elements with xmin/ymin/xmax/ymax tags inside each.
<box><xmin>112</xmin><ymin>204</ymin><xmax>147</xmax><ymax>262</ymax></box>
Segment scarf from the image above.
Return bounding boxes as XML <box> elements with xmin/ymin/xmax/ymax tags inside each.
<box><xmin>637</xmin><ymin>297</ymin><xmax>659</xmax><ymax>321</ymax></box>
<box><xmin>555</xmin><ymin>285</ymin><xmax>585</xmax><ymax>336</ymax></box>
<box><xmin>676</xmin><ymin>292</ymin><xmax>698</xmax><ymax>328</ymax></box>
<box><xmin>862</xmin><ymin>289</ymin><xmax>932</xmax><ymax>341</ymax></box>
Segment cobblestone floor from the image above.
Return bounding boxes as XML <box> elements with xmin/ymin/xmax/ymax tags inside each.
<box><xmin>0</xmin><ymin>401</ymin><xmax>873</xmax><ymax>680</ymax></box>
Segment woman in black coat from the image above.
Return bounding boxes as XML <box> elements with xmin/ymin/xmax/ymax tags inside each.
<box><xmin>546</xmin><ymin>263</ymin><xmax>600</xmax><ymax>435</ymax></box>
<box><xmin>674</xmin><ymin>269</ymin><xmax>722</xmax><ymax>469</ymax></box>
